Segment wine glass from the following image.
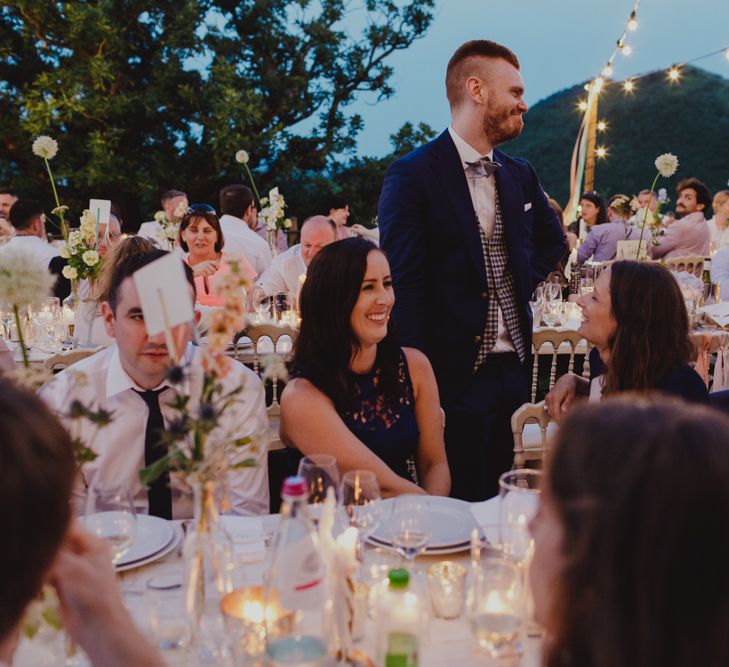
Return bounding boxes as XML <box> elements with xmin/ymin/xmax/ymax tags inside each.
<box><xmin>387</xmin><ymin>495</ymin><xmax>431</xmax><ymax>566</ymax></box>
<box><xmin>250</xmin><ymin>286</ymin><xmax>271</xmax><ymax>323</ymax></box>
<box><xmin>545</xmin><ymin>281</ymin><xmax>562</xmax><ymax>303</ymax></box>
<box><xmin>529</xmin><ymin>285</ymin><xmax>544</xmax><ymax>325</ymax></box>
<box><xmin>498</xmin><ymin>470</ymin><xmax>542</xmax><ymax>567</ymax></box>
<box><xmin>297</xmin><ymin>454</ymin><xmax>341</xmax><ymax>518</ymax></box>
<box><xmin>83</xmin><ymin>485</ymin><xmax>138</xmax><ymax>564</ymax></box>
<box><xmin>340</xmin><ymin>470</ymin><xmax>383</xmax><ymax>559</ymax></box>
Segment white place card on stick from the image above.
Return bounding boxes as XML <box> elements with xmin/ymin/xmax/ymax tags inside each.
<box><xmin>133</xmin><ymin>254</ymin><xmax>195</xmax><ymax>359</ymax></box>
<box><xmin>88</xmin><ymin>198</ymin><xmax>111</xmax><ymax>226</ymax></box>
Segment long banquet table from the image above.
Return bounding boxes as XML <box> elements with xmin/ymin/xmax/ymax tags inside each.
<box><xmin>14</xmin><ymin>496</ymin><xmax>541</xmax><ymax>667</ymax></box>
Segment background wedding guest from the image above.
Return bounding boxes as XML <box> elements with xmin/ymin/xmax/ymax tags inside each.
<box><xmin>650</xmin><ymin>177</ymin><xmax>711</xmax><ymax>259</ymax></box>
<box><xmin>576</xmin><ymin>194</ymin><xmax>641</xmax><ymax>262</ymax></box>
<box><xmin>545</xmin><ymin>260</ymin><xmax>706</xmax><ymax>422</ymax></box>
<box><xmin>707</xmin><ymin>189</ymin><xmax>729</xmax><ymax>250</ymax></box>
<box><xmin>256</xmin><ymin>215</ymin><xmax>336</xmax><ymax>296</ymax></box>
<box><xmin>6</xmin><ymin>198</ymin><xmax>58</xmax><ymax>265</ymax></box>
<box><xmin>629</xmin><ymin>188</ymin><xmax>659</xmax><ymax>227</ymax></box>
<box><xmin>0</xmin><ymin>378</ymin><xmax>164</xmax><ymax>667</ymax></box>
<box><xmin>179</xmin><ymin>205</ymin><xmax>255</xmax><ymax>306</ymax></box>
<box><xmin>378</xmin><ymin>39</ymin><xmax>565</xmax><ymax>500</ymax></box>
<box><xmin>282</xmin><ymin>238</ymin><xmax>451</xmax><ymax>497</ymax></box>
<box><xmin>568</xmin><ymin>190</ymin><xmax>607</xmax><ymax>242</ymax></box>
<box><xmin>40</xmin><ymin>249</ymin><xmax>270</xmax><ymax>517</ymax></box>
<box><xmin>326</xmin><ymin>195</ymin><xmax>353</xmax><ymax>240</ymax></box>
<box><xmin>0</xmin><ymin>186</ymin><xmax>17</xmax><ymax>237</ymax></box>
<box><xmin>531</xmin><ymin>397</ymin><xmax>729</xmax><ymax>667</ymax></box>
<box><xmin>137</xmin><ymin>189</ymin><xmax>187</xmax><ymax>244</ymax></box>
<box><xmin>219</xmin><ymin>184</ymin><xmax>273</xmax><ymax>275</ymax></box>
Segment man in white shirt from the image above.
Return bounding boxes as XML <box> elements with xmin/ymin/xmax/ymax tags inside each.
<box><xmin>40</xmin><ymin>249</ymin><xmax>270</xmax><ymax>517</ymax></box>
<box><xmin>6</xmin><ymin>199</ymin><xmax>59</xmax><ymax>266</ymax></box>
<box><xmin>256</xmin><ymin>215</ymin><xmax>337</xmax><ymax>296</ymax></box>
<box><xmin>137</xmin><ymin>189</ymin><xmax>187</xmax><ymax>246</ymax></box>
<box><xmin>219</xmin><ymin>184</ymin><xmax>273</xmax><ymax>276</ymax></box>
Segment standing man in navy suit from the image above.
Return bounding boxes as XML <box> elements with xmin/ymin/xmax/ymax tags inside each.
<box><xmin>378</xmin><ymin>40</ymin><xmax>566</xmax><ymax>501</ymax></box>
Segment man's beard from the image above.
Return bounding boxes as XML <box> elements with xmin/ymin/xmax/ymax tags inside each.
<box><xmin>484</xmin><ymin>105</ymin><xmax>524</xmax><ymax>146</ymax></box>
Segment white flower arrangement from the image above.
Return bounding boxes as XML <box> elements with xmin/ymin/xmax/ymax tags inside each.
<box><xmin>259</xmin><ymin>187</ymin><xmax>287</xmax><ymax>232</ymax></box>
<box><xmin>655</xmin><ymin>153</ymin><xmax>679</xmax><ymax>178</ymax></box>
<box><xmin>152</xmin><ymin>200</ymin><xmax>187</xmax><ymax>250</ymax></box>
<box><xmin>59</xmin><ymin>209</ymin><xmax>104</xmax><ymax>282</ymax></box>
<box><xmin>32</xmin><ymin>135</ymin><xmax>59</xmax><ymax>160</ymax></box>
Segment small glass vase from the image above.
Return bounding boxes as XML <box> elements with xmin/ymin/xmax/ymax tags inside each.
<box><xmin>61</xmin><ymin>280</ymin><xmax>78</xmax><ymax>349</ymax></box>
<box><xmin>266</xmin><ymin>229</ymin><xmax>279</xmax><ymax>257</ymax></box>
<box><xmin>183</xmin><ymin>480</ymin><xmax>234</xmax><ymax>653</ymax></box>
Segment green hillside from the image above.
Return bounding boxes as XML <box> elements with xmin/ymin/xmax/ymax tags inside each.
<box><xmin>503</xmin><ymin>65</ymin><xmax>729</xmax><ymax>215</ymax></box>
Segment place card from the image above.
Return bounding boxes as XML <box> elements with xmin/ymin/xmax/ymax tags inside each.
<box><xmin>88</xmin><ymin>198</ymin><xmax>111</xmax><ymax>227</ymax></box>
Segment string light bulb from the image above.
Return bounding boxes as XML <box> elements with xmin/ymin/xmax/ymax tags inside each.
<box><xmin>596</xmin><ymin>147</ymin><xmax>608</xmax><ymax>159</ymax></box>
<box><xmin>623</xmin><ymin>79</ymin><xmax>635</xmax><ymax>92</ymax></box>
<box><xmin>592</xmin><ymin>77</ymin><xmax>604</xmax><ymax>93</ymax></box>
<box><xmin>597</xmin><ymin>120</ymin><xmax>607</xmax><ymax>132</ymax></box>
<box><xmin>627</xmin><ymin>11</ymin><xmax>638</xmax><ymax>31</ymax></box>
<box><xmin>668</xmin><ymin>67</ymin><xmax>680</xmax><ymax>82</ymax></box>
<box><xmin>602</xmin><ymin>64</ymin><xmax>613</xmax><ymax>77</ymax></box>
<box><xmin>578</xmin><ymin>100</ymin><xmax>588</xmax><ymax>111</ymax></box>
<box><xmin>622</xmin><ymin>45</ymin><xmax>632</xmax><ymax>56</ymax></box>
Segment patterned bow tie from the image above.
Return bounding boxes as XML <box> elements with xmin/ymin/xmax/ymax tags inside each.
<box><xmin>465</xmin><ymin>157</ymin><xmax>501</xmax><ymax>178</ymax></box>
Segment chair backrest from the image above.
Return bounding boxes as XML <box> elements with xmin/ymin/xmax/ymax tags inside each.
<box><xmin>664</xmin><ymin>255</ymin><xmax>704</xmax><ymax>279</ymax></box>
<box><xmin>43</xmin><ymin>347</ymin><xmax>104</xmax><ymax>372</ymax></box>
<box><xmin>511</xmin><ymin>400</ymin><xmax>552</xmax><ymax>469</ymax></box>
<box><xmin>531</xmin><ymin>328</ymin><xmax>592</xmax><ymax>402</ymax></box>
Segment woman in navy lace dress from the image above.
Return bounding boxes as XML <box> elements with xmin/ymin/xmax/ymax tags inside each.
<box><xmin>281</xmin><ymin>238</ymin><xmax>451</xmax><ymax>497</ymax></box>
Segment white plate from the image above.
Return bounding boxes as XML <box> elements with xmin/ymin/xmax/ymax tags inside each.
<box><xmin>115</xmin><ymin>514</ymin><xmax>175</xmax><ymax>567</ymax></box>
<box><xmin>116</xmin><ymin>524</ymin><xmax>183</xmax><ymax>572</ymax></box>
<box><xmin>368</xmin><ymin>534</ymin><xmax>471</xmax><ymax>555</ymax></box>
<box><xmin>368</xmin><ymin>496</ymin><xmax>477</xmax><ymax>551</ymax></box>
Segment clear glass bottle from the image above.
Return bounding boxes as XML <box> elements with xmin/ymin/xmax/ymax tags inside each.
<box><xmin>264</xmin><ymin>476</ymin><xmax>329</xmax><ymax>666</ymax></box>
<box><xmin>376</xmin><ymin>568</ymin><xmax>425</xmax><ymax>667</ymax></box>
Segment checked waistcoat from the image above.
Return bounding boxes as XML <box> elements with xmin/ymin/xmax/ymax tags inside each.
<box><xmin>473</xmin><ymin>190</ymin><xmax>526</xmax><ymax>371</ymax></box>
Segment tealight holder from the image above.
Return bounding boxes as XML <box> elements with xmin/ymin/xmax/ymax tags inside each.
<box><xmin>427</xmin><ymin>561</ymin><xmax>468</xmax><ymax>619</ymax></box>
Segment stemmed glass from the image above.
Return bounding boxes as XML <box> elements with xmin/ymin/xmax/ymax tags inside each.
<box><xmin>250</xmin><ymin>286</ymin><xmax>271</xmax><ymax>323</ymax></box>
<box><xmin>83</xmin><ymin>485</ymin><xmax>138</xmax><ymax>565</ymax></box>
<box><xmin>387</xmin><ymin>495</ymin><xmax>431</xmax><ymax>566</ymax></box>
<box><xmin>340</xmin><ymin>470</ymin><xmax>384</xmax><ymax>560</ymax></box>
<box><xmin>297</xmin><ymin>454</ymin><xmax>341</xmax><ymax>519</ymax></box>
<box><xmin>529</xmin><ymin>285</ymin><xmax>544</xmax><ymax>326</ymax></box>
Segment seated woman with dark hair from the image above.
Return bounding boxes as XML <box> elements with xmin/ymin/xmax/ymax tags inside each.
<box><xmin>280</xmin><ymin>237</ymin><xmax>450</xmax><ymax>497</ymax></box>
<box><xmin>530</xmin><ymin>397</ymin><xmax>729</xmax><ymax>667</ymax></box>
<box><xmin>546</xmin><ymin>260</ymin><xmax>707</xmax><ymax>421</ymax></box>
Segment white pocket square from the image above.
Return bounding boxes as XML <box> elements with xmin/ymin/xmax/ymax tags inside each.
<box><xmin>524</xmin><ymin>202</ymin><xmax>532</xmax><ymax>212</ymax></box>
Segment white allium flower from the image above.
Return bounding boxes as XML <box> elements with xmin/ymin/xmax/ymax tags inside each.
<box><xmin>658</xmin><ymin>188</ymin><xmax>668</xmax><ymax>203</ymax></box>
<box><xmin>62</xmin><ymin>265</ymin><xmax>78</xmax><ymax>280</ymax></box>
<box><xmin>51</xmin><ymin>205</ymin><xmax>68</xmax><ymax>217</ymax></box>
<box><xmin>82</xmin><ymin>250</ymin><xmax>99</xmax><ymax>267</ymax></box>
<box><xmin>235</xmin><ymin>150</ymin><xmax>250</xmax><ymax>164</ymax></box>
<box><xmin>655</xmin><ymin>153</ymin><xmax>679</xmax><ymax>178</ymax></box>
<box><xmin>32</xmin><ymin>135</ymin><xmax>59</xmax><ymax>160</ymax></box>
<box><xmin>154</xmin><ymin>211</ymin><xmax>166</xmax><ymax>223</ymax></box>
<box><xmin>0</xmin><ymin>246</ymin><xmax>56</xmax><ymax>309</ymax></box>
<box><xmin>59</xmin><ymin>244</ymin><xmax>71</xmax><ymax>259</ymax></box>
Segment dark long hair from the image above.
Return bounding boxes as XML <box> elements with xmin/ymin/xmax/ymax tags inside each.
<box><xmin>544</xmin><ymin>397</ymin><xmax>729</xmax><ymax>667</ymax></box>
<box><xmin>603</xmin><ymin>260</ymin><xmax>694</xmax><ymax>395</ymax></box>
<box><xmin>580</xmin><ymin>191</ymin><xmax>607</xmax><ymax>226</ymax></box>
<box><xmin>291</xmin><ymin>237</ymin><xmax>401</xmax><ymax>412</ymax></box>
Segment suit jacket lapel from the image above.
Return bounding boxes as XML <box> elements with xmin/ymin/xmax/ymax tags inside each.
<box><xmin>429</xmin><ymin>131</ymin><xmax>488</xmax><ymax>287</ymax></box>
<box><xmin>493</xmin><ymin>150</ymin><xmax>522</xmax><ymax>258</ymax></box>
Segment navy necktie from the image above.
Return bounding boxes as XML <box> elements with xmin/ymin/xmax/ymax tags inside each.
<box><xmin>466</xmin><ymin>157</ymin><xmax>501</xmax><ymax>178</ymax></box>
<box><xmin>133</xmin><ymin>388</ymin><xmax>172</xmax><ymax>519</ymax></box>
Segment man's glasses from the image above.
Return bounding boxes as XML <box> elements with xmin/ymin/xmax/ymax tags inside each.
<box><xmin>187</xmin><ymin>204</ymin><xmax>216</xmax><ymax>215</ymax></box>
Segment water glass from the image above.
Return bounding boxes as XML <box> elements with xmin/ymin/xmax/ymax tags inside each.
<box><xmin>340</xmin><ymin>470</ymin><xmax>383</xmax><ymax>559</ymax></box>
<box><xmin>541</xmin><ymin>302</ymin><xmax>562</xmax><ymax>328</ymax></box>
<box><xmin>498</xmin><ymin>470</ymin><xmax>542</xmax><ymax>567</ymax></box>
<box><xmin>83</xmin><ymin>485</ymin><xmax>137</xmax><ymax>564</ymax></box>
<box><xmin>297</xmin><ymin>454</ymin><xmax>341</xmax><ymax>512</ymax></box>
<box><xmin>272</xmin><ymin>291</ymin><xmax>291</xmax><ymax>324</ymax></box>
<box><xmin>468</xmin><ymin>557</ymin><xmax>524</xmax><ymax>660</ymax></box>
<box><xmin>146</xmin><ymin>574</ymin><xmax>188</xmax><ymax>650</ymax></box>
<box><xmin>387</xmin><ymin>495</ymin><xmax>431</xmax><ymax>565</ymax></box>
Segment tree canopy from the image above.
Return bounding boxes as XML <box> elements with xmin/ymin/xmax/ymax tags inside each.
<box><xmin>0</xmin><ymin>0</ymin><xmax>434</xmax><ymax>227</ymax></box>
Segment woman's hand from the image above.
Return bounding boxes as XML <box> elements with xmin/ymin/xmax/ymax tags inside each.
<box><xmin>545</xmin><ymin>373</ymin><xmax>590</xmax><ymax>423</ymax></box>
<box><xmin>191</xmin><ymin>259</ymin><xmax>219</xmax><ymax>277</ymax></box>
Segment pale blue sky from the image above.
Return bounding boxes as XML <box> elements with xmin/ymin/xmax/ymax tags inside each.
<box><xmin>347</xmin><ymin>0</ymin><xmax>729</xmax><ymax>156</ymax></box>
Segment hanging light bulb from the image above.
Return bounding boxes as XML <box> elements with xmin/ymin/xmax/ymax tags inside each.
<box><xmin>578</xmin><ymin>100</ymin><xmax>588</xmax><ymax>111</ymax></box>
<box><xmin>602</xmin><ymin>64</ymin><xmax>614</xmax><ymax>77</ymax></box>
<box><xmin>584</xmin><ymin>83</ymin><xmax>591</xmax><ymax>91</ymax></box>
<box><xmin>622</xmin><ymin>45</ymin><xmax>632</xmax><ymax>56</ymax></box>
<box><xmin>623</xmin><ymin>79</ymin><xmax>635</xmax><ymax>92</ymax></box>
<box><xmin>596</xmin><ymin>147</ymin><xmax>608</xmax><ymax>158</ymax></box>
<box><xmin>668</xmin><ymin>67</ymin><xmax>680</xmax><ymax>82</ymax></box>
<box><xmin>627</xmin><ymin>11</ymin><xmax>638</xmax><ymax>31</ymax></box>
<box><xmin>593</xmin><ymin>77</ymin><xmax>604</xmax><ymax>93</ymax></box>
<box><xmin>597</xmin><ymin>120</ymin><xmax>607</xmax><ymax>132</ymax></box>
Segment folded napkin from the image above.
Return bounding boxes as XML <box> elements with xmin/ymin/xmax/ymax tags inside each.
<box><xmin>698</xmin><ymin>303</ymin><xmax>729</xmax><ymax>328</ymax></box>
<box><xmin>469</xmin><ymin>497</ymin><xmax>500</xmax><ymax>543</ymax></box>
<box><xmin>220</xmin><ymin>515</ymin><xmax>266</xmax><ymax>562</ymax></box>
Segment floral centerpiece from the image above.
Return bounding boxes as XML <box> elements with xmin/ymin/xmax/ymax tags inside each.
<box><xmin>32</xmin><ymin>135</ymin><xmax>69</xmax><ymax>240</ymax></box>
<box><xmin>59</xmin><ymin>210</ymin><xmax>102</xmax><ymax>284</ymax></box>
<box><xmin>635</xmin><ymin>153</ymin><xmax>679</xmax><ymax>258</ymax></box>
<box><xmin>153</xmin><ymin>199</ymin><xmax>188</xmax><ymax>251</ymax></box>
<box><xmin>139</xmin><ymin>258</ymin><xmax>263</xmax><ymax>637</ymax></box>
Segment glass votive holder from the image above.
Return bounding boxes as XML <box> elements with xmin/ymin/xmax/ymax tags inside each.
<box><xmin>427</xmin><ymin>561</ymin><xmax>467</xmax><ymax>619</ymax></box>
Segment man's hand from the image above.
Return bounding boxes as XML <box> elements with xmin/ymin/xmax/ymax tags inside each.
<box><xmin>545</xmin><ymin>373</ymin><xmax>587</xmax><ymax>423</ymax></box>
<box><xmin>50</xmin><ymin>524</ymin><xmax>164</xmax><ymax>667</ymax></box>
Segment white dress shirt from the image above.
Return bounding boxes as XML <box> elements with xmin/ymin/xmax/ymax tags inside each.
<box><xmin>39</xmin><ymin>345</ymin><xmax>270</xmax><ymax>517</ymax></box>
<box><xmin>220</xmin><ymin>214</ymin><xmax>273</xmax><ymax>278</ymax></box>
<box><xmin>5</xmin><ymin>234</ymin><xmax>59</xmax><ymax>266</ymax></box>
<box><xmin>448</xmin><ymin>126</ymin><xmax>515</xmax><ymax>354</ymax></box>
<box><xmin>256</xmin><ymin>244</ymin><xmax>306</xmax><ymax>297</ymax></box>
<box><xmin>707</xmin><ymin>216</ymin><xmax>729</xmax><ymax>249</ymax></box>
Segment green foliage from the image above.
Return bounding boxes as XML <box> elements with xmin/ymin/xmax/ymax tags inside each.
<box><xmin>1</xmin><ymin>1</ymin><xmax>434</xmax><ymax>228</ymax></box>
<box><xmin>504</xmin><ymin>66</ymin><xmax>729</xmax><ymax>214</ymax></box>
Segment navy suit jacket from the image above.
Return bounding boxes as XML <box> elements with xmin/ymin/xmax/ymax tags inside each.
<box><xmin>378</xmin><ymin>130</ymin><xmax>566</xmax><ymax>394</ymax></box>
